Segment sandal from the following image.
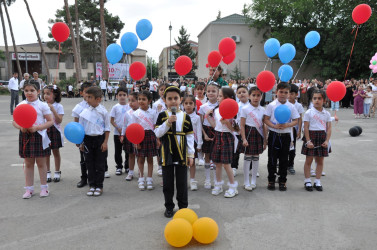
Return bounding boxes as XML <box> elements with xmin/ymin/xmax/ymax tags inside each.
<box><xmin>267</xmin><ymin>182</ymin><xmax>275</xmax><ymax>191</ymax></box>
<box><xmin>87</xmin><ymin>187</ymin><xmax>95</xmax><ymax>196</ymax></box>
<box><xmin>305</xmin><ymin>182</ymin><xmax>313</xmax><ymax>192</ymax></box>
<box><xmin>47</xmin><ymin>171</ymin><xmax>52</xmax><ymax>183</ymax></box>
<box><xmin>53</xmin><ymin>171</ymin><xmax>61</xmax><ymax>182</ymax></box>
<box><xmin>279</xmin><ymin>182</ymin><xmax>287</xmax><ymax>191</ymax></box>
<box><xmin>94</xmin><ymin>188</ymin><xmax>103</xmax><ymax>196</ymax></box>
<box><xmin>138</xmin><ymin>178</ymin><xmax>145</xmax><ymax>191</ymax></box>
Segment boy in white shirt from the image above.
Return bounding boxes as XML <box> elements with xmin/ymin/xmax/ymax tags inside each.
<box><xmin>79</xmin><ymin>87</ymin><xmax>110</xmax><ymax>196</ymax></box>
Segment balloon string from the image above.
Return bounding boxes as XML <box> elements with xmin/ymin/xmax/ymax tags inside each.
<box><xmin>292</xmin><ymin>49</ymin><xmax>309</xmax><ymax>81</ymax></box>
<box><xmin>263</xmin><ymin>58</ymin><xmax>270</xmax><ymax>71</ymax></box>
<box><xmin>344</xmin><ymin>25</ymin><xmax>359</xmax><ymax>81</ymax></box>
<box><xmin>54</xmin><ymin>43</ymin><xmax>61</xmax><ymax>84</ymax></box>
<box><xmin>369</xmin><ymin>70</ymin><xmax>373</xmax><ymax>80</ymax></box>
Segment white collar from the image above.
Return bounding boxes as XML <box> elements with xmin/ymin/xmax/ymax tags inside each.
<box><xmin>27</xmin><ymin>99</ymin><xmax>39</xmax><ymax>105</ymax></box>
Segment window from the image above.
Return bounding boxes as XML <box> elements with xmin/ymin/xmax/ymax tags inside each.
<box><xmin>59</xmin><ymin>72</ymin><xmax>66</xmax><ymax>80</ymax></box>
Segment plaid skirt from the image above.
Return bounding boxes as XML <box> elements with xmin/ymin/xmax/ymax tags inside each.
<box><xmin>242</xmin><ymin>126</ymin><xmax>264</xmax><ymax>155</ymax></box>
<box><xmin>47</xmin><ymin>125</ymin><xmax>63</xmax><ymax>149</ymax></box>
<box><xmin>136</xmin><ymin>130</ymin><xmax>158</xmax><ymax>157</ymax></box>
<box><xmin>301</xmin><ymin>130</ymin><xmax>330</xmax><ymax>157</ymax></box>
<box><xmin>202</xmin><ymin>125</ymin><xmax>215</xmax><ymax>154</ymax></box>
<box><xmin>19</xmin><ymin>131</ymin><xmax>51</xmax><ymax>158</ymax></box>
<box><xmin>123</xmin><ymin>135</ymin><xmax>135</xmax><ymax>154</ymax></box>
<box><xmin>211</xmin><ymin>131</ymin><xmax>234</xmax><ymax>164</ymax></box>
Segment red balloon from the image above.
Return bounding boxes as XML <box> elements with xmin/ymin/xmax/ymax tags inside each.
<box><xmin>326</xmin><ymin>81</ymin><xmax>346</xmax><ymax>102</ymax></box>
<box><xmin>218</xmin><ymin>37</ymin><xmax>236</xmax><ymax>57</ymax></box>
<box><xmin>51</xmin><ymin>22</ymin><xmax>70</xmax><ymax>43</ymax></box>
<box><xmin>196</xmin><ymin>99</ymin><xmax>202</xmax><ymax>112</ymax></box>
<box><xmin>13</xmin><ymin>104</ymin><xmax>37</xmax><ymax>128</ymax></box>
<box><xmin>352</xmin><ymin>4</ymin><xmax>372</xmax><ymax>25</ymax></box>
<box><xmin>129</xmin><ymin>62</ymin><xmax>146</xmax><ymax>80</ymax></box>
<box><xmin>208</xmin><ymin>51</ymin><xmax>222</xmax><ymax>67</ymax></box>
<box><xmin>222</xmin><ymin>52</ymin><xmax>236</xmax><ymax>65</ymax></box>
<box><xmin>256</xmin><ymin>71</ymin><xmax>276</xmax><ymax>92</ymax></box>
<box><xmin>126</xmin><ymin>123</ymin><xmax>145</xmax><ymax>144</ymax></box>
<box><xmin>219</xmin><ymin>99</ymin><xmax>239</xmax><ymax>119</ymax></box>
<box><xmin>174</xmin><ymin>56</ymin><xmax>192</xmax><ymax>76</ymax></box>
<box><xmin>205</xmin><ymin>63</ymin><xmax>209</xmax><ymax>68</ymax></box>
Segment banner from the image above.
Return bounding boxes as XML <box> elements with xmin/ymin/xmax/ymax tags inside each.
<box><xmin>96</xmin><ymin>62</ymin><xmax>129</xmax><ymax>80</ymax></box>
<box><xmin>12</xmin><ymin>53</ymin><xmax>40</xmax><ymax>61</ymax></box>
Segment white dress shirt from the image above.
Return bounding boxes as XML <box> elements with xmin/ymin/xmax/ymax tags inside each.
<box><xmin>79</xmin><ymin>104</ymin><xmax>110</xmax><ymax>136</ymax></box>
<box><xmin>131</xmin><ymin>108</ymin><xmax>157</xmax><ymax>131</ymax></box>
<box><xmin>264</xmin><ymin>99</ymin><xmax>300</xmax><ymax>133</ymax></box>
<box><xmin>240</xmin><ymin>103</ymin><xmax>265</xmax><ymax>136</ymax></box>
<box><xmin>110</xmin><ymin>104</ymin><xmax>130</xmax><ymax>135</ymax></box>
<box><xmin>152</xmin><ymin>98</ymin><xmax>167</xmax><ymax>114</ymax></box>
<box><xmin>72</xmin><ymin>100</ymin><xmax>89</xmax><ymax>118</ymax></box>
<box><xmin>198</xmin><ymin>101</ymin><xmax>218</xmax><ymax>127</ymax></box>
<box><xmin>52</xmin><ymin>102</ymin><xmax>65</xmax><ymax>146</ymax></box>
<box><xmin>8</xmin><ymin>77</ymin><xmax>19</xmax><ymax>91</ymax></box>
<box><xmin>188</xmin><ymin>112</ymin><xmax>203</xmax><ymax>149</ymax></box>
<box><xmin>214</xmin><ymin>108</ymin><xmax>232</xmax><ymax>133</ymax></box>
<box><xmin>303</xmin><ymin>107</ymin><xmax>331</xmax><ymax>131</ymax></box>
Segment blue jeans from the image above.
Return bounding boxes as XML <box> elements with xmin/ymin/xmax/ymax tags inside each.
<box><xmin>364</xmin><ymin>103</ymin><xmax>371</xmax><ymax>116</ymax></box>
<box><xmin>331</xmin><ymin>101</ymin><xmax>339</xmax><ymax>111</ymax></box>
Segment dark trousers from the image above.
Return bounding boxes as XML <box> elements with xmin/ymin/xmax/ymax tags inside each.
<box><xmin>79</xmin><ymin>150</ymin><xmax>87</xmax><ymax>180</ymax></box>
<box><xmin>267</xmin><ymin>131</ymin><xmax>291</xmax><ymax>183</ymax></box>
<box><xmin>162</xmin><ymin>164</ymin><xmax>188</xmax><ymax>210</ymax></box>
<box><xmin>83</xmin><ymin>135</ymin><xmax>107</xmax><ymax>188</ymax></box>
<box><xmin>102</xmin><ymin>89</ymin><xmax>107</xmax><ymax>100</ymax></box>
<box><xmin>114</xmin><ymin>135</ymin><xmax>129</xmax><ymax>170</ymax></box>
<box><xmin>288</xmin><ymin>127</ymin><xmax>297</xmax><ymax>168</ymax></box>
<box><xmin>10</xmin><ymin>90</ymin><xmax>19</xmax><ymax>114</ymax></box>
<box><xmin>21</xmin><ymin>91</ymin><xmax>26</xmax><ymax>100</ymax></box>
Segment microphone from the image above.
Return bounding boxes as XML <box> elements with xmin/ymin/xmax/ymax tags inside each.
<box><xmin>171</xmin><ymin>106</ymin><xmax>177</xmax><ymax>134</ymax></box>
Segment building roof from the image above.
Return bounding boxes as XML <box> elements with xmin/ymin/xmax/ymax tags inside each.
<box><xmin>198</xmin><ymin>13</ymin><xmax>249</xmax><ymax>37</ymax></box>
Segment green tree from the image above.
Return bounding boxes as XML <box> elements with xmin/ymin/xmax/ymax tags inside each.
<box><xmin>47</xmin><ymin>0</ymin><xmax>124</xmax><ymax>77</ymax></box>
<box><xmin>229</xmin><ymin>65</ymin><xmax>243</xmax><ymax>80</ymax></box>
<box><xmin>0</xmin><ymin>49</ymin><xmax>5</xmax><ymax>60</ymax></box>
<box><xmin>173</xmin><ymin>26</ymin><xmax>197</xmax><ymax>72</ymax></box>
<box><xmin>244</xmin><ymin>0</ymin><xmax>377</xmax><ymax>79</ymax></box>
<box><xmin>147</xmin><ymin>57</ymin><xmax>158</xmax><ymax>79</ymax></box>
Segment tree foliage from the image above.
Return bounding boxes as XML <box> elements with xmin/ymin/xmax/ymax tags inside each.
<box><xmin>147</xmin><ymin>57</ymin><xmax>158</xmax><ymax>79</ymax></box>
<box><xmin>229</xmin><ymin>65</ymin><xmax>243</xmax><ymax>80</ymax></box>
<box><xmin>173</xmin><ymin>26</ymin><xmax>197</xmax><ymax>72</ymax></box>
<box><xmin>244</xmin><ymin>0</ymin><xmax>377</xmax><ymax>80</ymax></box>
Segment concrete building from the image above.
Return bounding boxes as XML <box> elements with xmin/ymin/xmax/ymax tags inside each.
<box><xmin>197</xmin><ymin>14</ymin><xmax>319</xmax><ymax>80</ymax></box>
<box><xmin>158</xmin><ymin>40</ymin><xmax>198</xmax><ymax>81</ymax></box>
<box><xmin>0</xmin><ymin>43</ymin><xmax>146</xmax><ymax>82</ymax></box>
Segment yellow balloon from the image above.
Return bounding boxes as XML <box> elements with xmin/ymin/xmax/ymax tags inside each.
<box><xmin>193</xmin><ymin>217</ymin><xmax>219</xmax><ymax>244</ymax></box>
<box><xmin>173</xmin><ymin>208</ymin><xmax>198</xmax><ymax>225</ymax></box>
<box><xmin>164</xmin><ymin>218</ymin><xmax>193</xmax><ymax>247</ymax></box>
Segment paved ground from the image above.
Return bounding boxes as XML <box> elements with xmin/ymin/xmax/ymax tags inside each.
<box><xmin>0</xmin><ymin>95</ymin><xmax>376</xmax><ymax>250</ymax></box>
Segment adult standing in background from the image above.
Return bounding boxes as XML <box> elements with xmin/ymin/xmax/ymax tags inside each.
<box><xmin>208</xmin><ymin>65</ymin><xmax>228</xmax><ymax>87</ymax></box>
<box><xmin>19</xmin><ymin>73</ymin><xmax>30</xmax><ymax>101</ymax></box>
<box><xmin>119</xmin><ymin>77</ymin><xmax>127</xmax><ymax>89</ymax></box>
<box><xmin>30</xmin><ymin>72</ymin><xmax>42</xmax><ymax>90</ymax></box>
<box><xmin>370</xmin><ymin>79</ymin><xmax>377</xmax><ymax>117</ymax></box>
<box><xmin>89</xmin><ymin>76</ymin><xmax>97</xmax><ymax>85</ymax></box>
<box><xmin>8</xmin><ymin>72</ymin><xmax>19</xmax><ymax>115</ymax></box>
<box><xmin>100</xmin><ymin>78</ymin><xmax>108</xmax><ymax>101</ymax></box>
<box><xmin>149</xmin><ymin>78</ymin><xmax>158</xmax><ymax>102</ymax></box>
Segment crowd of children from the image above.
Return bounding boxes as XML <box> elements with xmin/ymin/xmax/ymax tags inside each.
<box><xmin>13</xmin><ymin>79</ymin><xmax>336</xmax><ymax>218</ymax></box>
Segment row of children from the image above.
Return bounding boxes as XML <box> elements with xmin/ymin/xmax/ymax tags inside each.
<box><xmin>13</xmin><ymin>80</ymin><xmax>332</xmax><ymax>218</ymax></box>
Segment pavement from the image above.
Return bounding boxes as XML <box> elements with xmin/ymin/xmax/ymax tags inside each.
<box><xmin>0</xmin><ymin>95</ymin><xmax>376</xmax><ymax>250</ymax></box>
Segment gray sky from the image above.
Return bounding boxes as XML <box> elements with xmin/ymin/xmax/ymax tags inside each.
<box><xmin>0</xmin><ymin>0</ymin><xmax>248</xmax><ymax>60</ymax></box>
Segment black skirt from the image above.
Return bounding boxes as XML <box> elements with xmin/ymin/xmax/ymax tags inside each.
<box><xmin>202</xmin><ymin>125</ymin><xmax>215</xmax><ymax>154</ymax></box>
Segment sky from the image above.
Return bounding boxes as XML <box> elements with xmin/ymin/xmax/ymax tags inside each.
<box><xmin>0</xmin><ymin>0</ymin><xmax>249</xmax><ymax>61</ymax></box>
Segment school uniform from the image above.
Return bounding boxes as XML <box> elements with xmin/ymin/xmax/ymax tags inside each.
<box><xmin>79</xmin><ymin>104</ymin><xmax>110</xmax><ymax>189</ymax></box>
<box><xmin>240</xmin><ymin>103</ymin><xmax>265</xmax><ymax>155</ymax></box>
<box><xmin>121</xmin><ymin>109</ymin><xmax>136</xmax><ymax>154</ymax></box>
<box><xmin>154</xmin><ymin>109</ymin><xmax>194</xmax><ymax>210</ymax></box>
<box><xmin>47</xmin><ymin>102</ymin><xmax>64</xmax><ymax>149</ymax></box>
<box><xmin>152</xmin><ymin>98</ymin><xmax>167</xmax><ymax>114</ymax></box>
<box><xmin>196</xmin><ymin>96</ymin><xmax>207</xmax><ymax>105</ymax></box>
<box><xmin>131</xmin><ymin>108</ymin><xmax>158</xmax><ymax>157</ymax></box>
<box><xmin>288</xmin><ymin>101</ymin><xmax>304</xmax><ymax>168</ymax></box>
<box><xmin>198</xmin><ymin>101</ymin><xmax>218</xmax><ymax>154</ymax></box>
<box><xmin>231</xmin><ymin>101</ymin><xmax>249</xmax><ymax>169</ymax></box>
<box><xmin>211</xmin><ymin>108</ymin><xmax>234</xmax><ymax>164</ymax></box>
<box><xmin>301</xmin><ymin>107</ymin><xmax>332</xmax><ymax>157</ymax></box>
<box><xmin>72</xmin><ymin>100</ymin><xmax>90</xmax><ymax>181</ymax></box>
<box><xmin>265</xmin><ymin>100</ymin><xmax>300</xmax><ymax>183</ymax></box>
<box><xmin>187</xmin><ymin>112</ymin><xmax>203</xmax><ymax>158</ymax></box>
<box><xmin>18</xmin><ymin>100</ymin><xmax>52</xmax><ymax>158</ymax></box>
<box><xmin>110</xmin><ymin>104</ymin><xmax>130</xmax><ymax>170</ymax></box>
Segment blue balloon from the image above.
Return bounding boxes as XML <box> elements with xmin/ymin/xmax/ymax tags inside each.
<box><xmin>274</xmin><ymin>105</ymin><xmax>291</xmax><ymax>124</ymax></box>
<box><xmin>121</xmin><ymin>32</ymin><xmax>138</xmax><ymax>54</ymax></box>
<box><xmin>264</xmin><ymin>38</ymin><xmax>280</xmax><ymax>58</ymax></box>
<box><xmin>305</xmin><ymin>31</ymin><xmax>320</xmax><ymax>49</ymax></box>
<box><xmin>278</xmin><ymin>64</ymin><xmax>294</xmax><ymax>82</ymax></box>
<box><xmin>64</xmin><ymin>122</ymin><xmax>85</xmax><ymax>144</ymax></box>
<box><xmin>278</xmin><ymin>43</ymin><xmax>296</xmax><ymax>64</ymax></box>
<box><xmin>106</xmin><ymin>43</ymin><xmax>123</xmax><ymax>64</ymax></box>
<box><xmin>136</xmin><ymin>19</ymin><xmax>153</xmax><ymax>41</ymax></box>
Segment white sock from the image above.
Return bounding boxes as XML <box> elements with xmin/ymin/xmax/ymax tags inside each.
<box><xmin>305</xmin><ymin>178</ymin><xmax>311</xmax><ymax>184</ymax></box>
<box><xmin>315</xmin><ymin>179</ymin><xmax>321</xmax><ymax>185</ymax></box>
<box><xmin>40</xmin><ymin>184</ymin><xmax>48</xmax><ymax>189</ymax></box>
<box><xmin>243</xmin><ymin>157</ymin><xmax>251</xmax><ymax>185</ymax></box>
<box><xmin>198</xmin><ymin>152</ymin><xmax>204</xmax><ymax>161</ymax></box>
<box><xmin>147</xmin><ymin>177</ymin><xmax>153</xmax><ymax>182</ymax></box>
<box><xmin>251</xmin><ymin>160</ymin><xmax>259</xmax><ymax>185</ymax></box>
<box><xmin>129</xmin><ymin>170</ymin><xmax>134</xmax><ymax>175</ymax></box>
<box><xmin>190</xmin><ymin>178</ymin><xmax>195</xmax><ymax>182</ymax></box>
<box><xmin>204</xmin><ymin>164</ymin><xmax>210</xmax><ymax>181</ymax></box>
<box><xmin>212</xmin><ymin>167</ymin><xmax>217</xmax><ymax>183</ymax></box>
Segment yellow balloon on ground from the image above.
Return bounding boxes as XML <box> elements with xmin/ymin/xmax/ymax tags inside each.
<box><xmin>193</xmin><ymin>217</ymin><xmax>219</xmax><ymax>244</ymax></box>
<box><xmin>164</xmin><ymin>218</ymin><xmax>193</xmax><ymax>247</ymax></box>
<box><xmin>173</xmin><ymin>208</ymin><xmax>198</xmax><ymax>225</ymax></box>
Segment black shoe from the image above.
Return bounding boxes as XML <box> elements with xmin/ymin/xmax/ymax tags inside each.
<box><xmin>125</xmin><ymin>168</ymin><xmax>129</xmax><ymax>173</ymax></box>
<box><xmin>313</xmin><ymin>183</ymin><xmax>323</xmax><ymax>191</ymax></box>
<box><xmin>288</xmin><ymin>167</ymin><xmax>296</xmax><ymax>175</ymax></box>
<box><xmin>279</xmin><ymin>183</ymin><xmax>287</xmax><ymax>191</ymax></box>
<box><xmin>77</xmin><ymin>179</ymin><xmax>88</xmax><ymax>188</ymax></box>
<box><xmin>164</xmin><ymin>209</ymin><xmax>174</xmax><ymax>218</ymax></box>
<box><xmin>267</xmin><ymin>182</ymin><xmax>275</xmax><ymax>191</ymax></box>
<box><xmin>115</xmin><ymin>168</ymin><xmax>122</xmax><ymax>175</ymax></box>
<box><xmin>305</xmin><ymin>182</ymin><xmax>313</xmax><ymax>192</ymax></box>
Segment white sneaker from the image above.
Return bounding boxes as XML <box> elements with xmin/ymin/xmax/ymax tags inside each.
<box><xmin>198</xmin><ymin>159</ymin><xmax>205</xmax><ymax>166</ymax></box>
<box><xmin>211</xmin><ymin>181</ymin><xmax>223</xmax><ymax>196</ymax></box>
<box><xmin>204</xmin><ymin>180</ymin><xmax>212</xmax><ymax>189</ymax></box>
<box><xmin>125</xmin><ymin>173</ymin><xmax>133</xmax><ymax>181</ymax></box>
<box><xmin>244</xmin><ymin>184</ymin><xmax>253</xmax><ymax>191</ymax></box>
<box><xmin>146</xmin><ymin>178</ymin><xmax>154</xmax><ymax>190</ymax></box>
<box><xmin>322</xmin><ymin>172</ymin><xmax>326</xmax><ymax>176</ymax></box>
<box><xmin>310</xmin><ymin>170</ymin><xmax>316</xmax><ymax>177</ymax></box>
<box><xmin>138</xmin><ymin>177</ymin><xmax>145</xmax><ymax>191</ymax></box>
<box><xmin>190</xmin><ymin>180</ymin><xmax>198</xmax><ymax>191</ymax></box>
<box><xmin>232</xmin><ymin>168</ymin><xmax>237</xmax><ymax>177</ymax></box>
<box><xmin>224</xmin><ymin>182</ymin><xmax>238</xmax><ymax>198</ymax></box>
<box><xmin>157</xmin><ymin>167</ymin><xmax>163</xmax><ymax>177</ymax></box>
<box><xmin>104</xmin><ymin>171</ymin><xmax>110</xmax><ymax>178</ymax></box>
<box><xmin>257</xmin><ymin>172</ymin><xmax>260</xmax><ymax>177</ymax></box>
